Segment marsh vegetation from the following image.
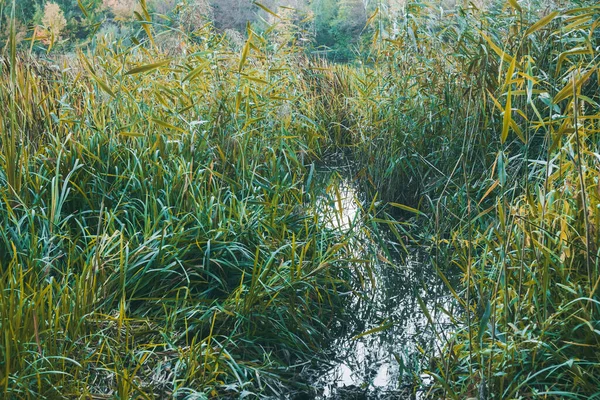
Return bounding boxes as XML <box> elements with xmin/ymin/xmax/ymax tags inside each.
<box><xmin>1</xmin><ymin>0</ymin><xmax>599</xmax><ymax>398</ymax></box>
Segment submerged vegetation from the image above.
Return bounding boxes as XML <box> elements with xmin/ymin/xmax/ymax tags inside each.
<box><xmin>1</xmin><ymin>0</ymin><xmax>600</xmax><ymax>398</ymax></box>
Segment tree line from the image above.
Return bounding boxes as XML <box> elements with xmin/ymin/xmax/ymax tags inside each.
<box><xmin>1</xmin><ymin>0</ymin><xmax>399</xmax><ymax>61</ymax></box>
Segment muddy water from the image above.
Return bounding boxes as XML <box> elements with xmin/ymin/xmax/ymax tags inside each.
<box><xmin>303</xmin><ymin>167</ymin><xmax>458</xmax><ymax>400</ymax></box>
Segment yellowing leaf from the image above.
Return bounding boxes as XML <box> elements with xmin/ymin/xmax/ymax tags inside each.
<box><xmin>510</xmin><ymin>119</ymin><xmax>525</xmax><ymax>143</ymax></box>
<box><xmin>561</xmin><ymin>15</ymin><xmax>592</xmax><ymax>32</ymax></box>
<box><xmin>481</xmin><ymin>33</ymin><xmax>517</xmax><ymax>66</ymax></box>
<box><xmin>524</xmin><ymin>11</ymin><xmax>558</xmax><ymax>36</ymax></box>
<box><xmin>151</xmin><ymin>118</ymin><xmax>185</xmax><ymax>133</ymax></box>
<box><xmin>488</xmin><ymin>90</ymin><xmax>503</xmax><ymax>111</ymax></box>
<box><xmin>182</xmin><ymin>64</ymin><xmax>205</xmax><ymax>82</ymax></box>
<box><xmin>507</xmin><ymin>0</ymin><xmax>522</xmax><ymax>13</ymax></box>
<box><xmin>253</xmin><ymin>2</ymin><xmax>280</xmax><ymax>19</ymax></box>
<box><xmin>235</xmin><ymin>91</ymin><xmax>242</xmax><ymax>114</ymax></box>
<box><xmin>353</xmin><ymin>322</ymin><xmax>394</xmax><ymax>340</ymax></box>
<box><xmin>239</xmin><ymin>35</ymin><xmax>252</xmax><ymax>72</ymax></box>
<box><xmin>77</xmin><ymin>0</ymin><xmax>89</xmax><ymax>17</ymax></box>
<box><xmin>243</xmin><ymin>75</ymin><xmax>268</xmax><ymax>85</ymax></box>
<box><xmin>504</xmin><ymin>56</ymin><xmax>516</xmax><ymax>89</ymax></box>
<box><xmin>125</xmin><ymin>59</ymin><xmax>171</xmax><ymax>75</ymax></box>
<box><xmin>133</xmin><ymin>11</ymin><xmax>155</xmax><ymax>46</ymax></box>
<box><xmin>90</xmin><ymin>73</ymin><xmax>116</xmax><ymax>98</ymax></box>
<box><xmin>389</xmin><ymin>202</ymin><xmax>425</xmax><ymax>216</ymax></box>
<box><xmin>502</xmin><ymin>87</ymin><xmax>512</xmax><ymax>144</ymax></box>
<box><xmin>479</xmin><ymin>180</ymin><xmax>500</xmax><ymax>206</ymax></box>
<box><xmin>554</xmin><ymin>68</ymin><xmax>595</xmax><ymax>103</ymax></box>
<box><xmin>366</xmin><ymin>7</ymin><xmax>379</xmax><ymax>27</ymax></box>
<box><xmin>119</xmin><ymin>131</ymin><xmax>144</xmax><ymax>138</ymax></box>
<box><xmin>556</xmin><ymin>47</ymin><xmax>593</xmax><ymax>73</ymax></box>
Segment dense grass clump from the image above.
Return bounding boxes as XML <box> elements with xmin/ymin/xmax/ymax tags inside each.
<box><xmin>0</xmin><ymin>18</ymin><xmax>374</xmax><ymax>398</ymax></box>
<box><xmin>281</xmin><ymin>1</ymin><xmax>600</xmax><ymax>397</ymax></box>
<box><xmin>346</xmin><ymin>3</ymin><xmax>600</xmax><ymax>398</ymax></box>
<box><xmin>429</xmin><ymin>6</ymin><xmax>600</xmax><ymax>398</ymax></box>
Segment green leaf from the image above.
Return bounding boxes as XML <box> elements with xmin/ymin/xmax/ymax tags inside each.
<box><xmin>477</xmin><ymin>299</ymin><xmax>491</xmax><ymax>344</ymax></box>
<box><xmin>497</xmin><ymin>151</ymin><xmax>506</xmax><ymax>187</ymax></box>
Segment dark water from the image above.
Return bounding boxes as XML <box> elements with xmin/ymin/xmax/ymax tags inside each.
<box><xmin>294</xmin><ymin>168</ymin><xmax>458</xmax><ymax>400</ymax></box>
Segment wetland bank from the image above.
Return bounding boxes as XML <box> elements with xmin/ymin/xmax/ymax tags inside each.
<box><xmin>1</xmin><ymin>0</ymin><xmax>600</xmax><ymax>398</ymax></box>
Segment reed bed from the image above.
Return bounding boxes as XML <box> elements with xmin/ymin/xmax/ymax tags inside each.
<box><xmin>337</xmin><ymin>2</ymin><xmax>600</xmax><ymax>398</ymax></box>
<box><xmin>0</xmin><ymin>13</ymin><xmax>373</xmax><ymax>398</ymax></box>
<box><xmin>1</xmin><ymin>0</ymin><xmax>599</xmax><ymax>398</ymax></box>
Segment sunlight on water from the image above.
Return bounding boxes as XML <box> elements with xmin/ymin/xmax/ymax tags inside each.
<box><xmin>320</xmin><ymin>179</ymin><xmax>359</xmax><ymax>231</ymax></box>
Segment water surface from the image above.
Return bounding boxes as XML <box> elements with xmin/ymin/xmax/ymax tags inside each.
<box><xmin>298</xmin><ymin>165</ymin><xmax>458</xmax><ymax>400</ymax></box>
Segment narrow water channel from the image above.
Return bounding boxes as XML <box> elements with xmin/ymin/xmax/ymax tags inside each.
<box><xmin>296</xmin><ymin>165</ymin><xmax>459</xmax><ymax>400</ymax></box>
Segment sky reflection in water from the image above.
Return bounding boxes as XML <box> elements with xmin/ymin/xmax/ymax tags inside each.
<box><xmin>310</xmin><ymin>172</ymin><xmax>458</xmax><ymax>399</ymax></box>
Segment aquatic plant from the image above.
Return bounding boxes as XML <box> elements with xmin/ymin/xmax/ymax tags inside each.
<box><xmin>1</xmin><ymin>0</ymin><xmax>599</xmax><ymax>398</ymax></box>
<box><xmin>0</xmin><ymin>7</ymin><xmax>369</xmax><ymax>397</ymax></box>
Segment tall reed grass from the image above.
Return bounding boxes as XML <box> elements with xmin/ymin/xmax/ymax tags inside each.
<box><xmin>0</xmin><ymin>13</ymin><xmax>372</xmax><ymax>398</ymax></box>
<box><xmin>346</xmin><ymin>2</ymin><xmax>600</xmax><ymax>398</ymax></box>
<box><xmin>1</xmin><ymin>0</ymin><xmax>599</xmax><ymax>398</ymax></box>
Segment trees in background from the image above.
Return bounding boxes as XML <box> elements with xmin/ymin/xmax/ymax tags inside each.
<box><xmin>1</xmin><ymin>0</ymin><xmax>377</xmax><ymax>61</ymax></box>
<box><xmin>210</xmin><ymin>0</ymin><xmax>255</xmax><ymax>31</ymax></box>
<box><xmin>310</xmin><ymin>0</ymin><xmax>374</xmax><ymax>61</ymax></box>
<box><xmin>330</xmin><ymin>0</ymin><xmax>368</xmax><ymax>60</ymax></box>
<box><xmin>1</xmin><ymin>0</ymin><xmax>106</xmax><ymax>45</ymax></box>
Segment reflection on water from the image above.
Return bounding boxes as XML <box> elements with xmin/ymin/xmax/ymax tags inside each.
<box><xmin>306</xmin><ymin>167</ymin><xmax>458</xmax><ymax>400</ymax></box>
